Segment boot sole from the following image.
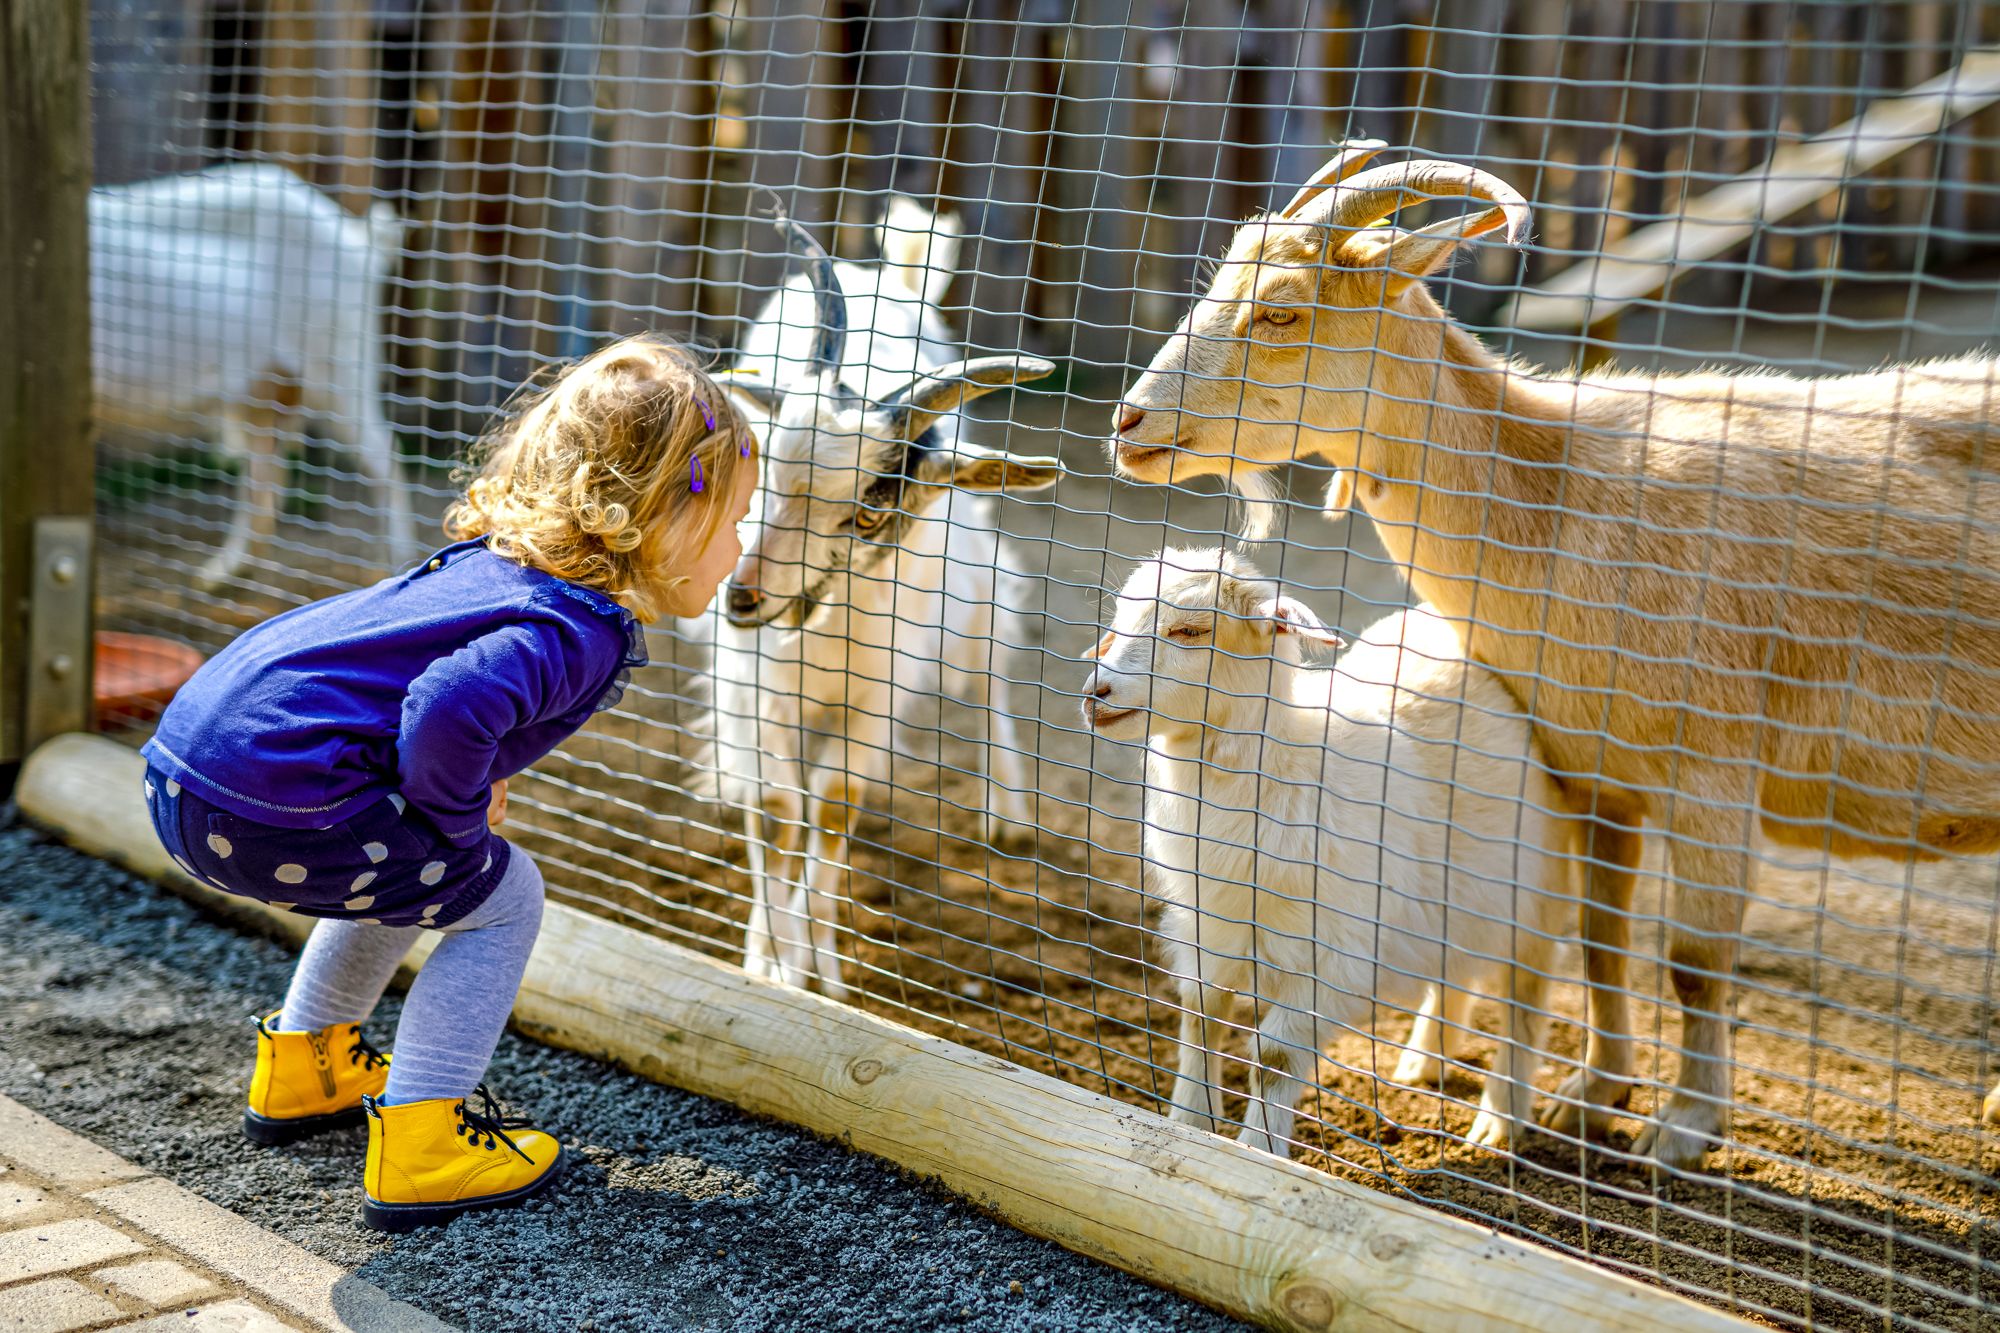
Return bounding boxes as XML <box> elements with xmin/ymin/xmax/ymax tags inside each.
<box><xmin>359</xmin><ymin>1146</ymin><xmax>566</xmax><ymax>1233</ymax></box>
<box><xmin>243</xmin><ymin>1106</ymin><xmax>367</xmax><ymax>1147</ymax></box>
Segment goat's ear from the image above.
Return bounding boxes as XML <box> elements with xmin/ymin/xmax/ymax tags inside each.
<box><xmin>1325</xmin><ymin>470</ymin><xmax>1356</xmax><ymax>514</ymax></box>
<box><xmin>1252</xmin><ymin>596</ymin><xmax>1345</xmax><ymax>649</ymax></box>
<box><xmin>914</xmin><ymin>439</ymin><xmax>1064</xmax><ymax>493</ymax></box>
<box><xmin>1381</xmin><ymin>207</ymin><xmax>1514</xmax><ymax>298</ymax></box>
<box><xmin>877</xmin><ymin>355</ymin><xmax>1057</xmax><ymax>441</ymax></box>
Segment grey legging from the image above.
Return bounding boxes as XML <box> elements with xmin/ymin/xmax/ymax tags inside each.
<box><xmin>277</xmin><ymin>846</ymin><xmax>543</xmax><ymax>1105</ymax></box>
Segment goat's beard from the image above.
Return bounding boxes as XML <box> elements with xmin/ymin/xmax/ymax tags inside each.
<box><xmin>1226</xmin><ymin>466</ymin><xmax>1286</xmax><ymax>542</ymax></box>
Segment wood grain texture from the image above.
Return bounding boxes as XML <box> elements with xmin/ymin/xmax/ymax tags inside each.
<box><xmin>0</xmin><ymin>0</ymin><xmax>94</xmax><ymax>763</ymax></box>
<box><xmin>19</xmin><ymin>733</ymin><xmax>1757</xmax><ymax>1333</ymax></box>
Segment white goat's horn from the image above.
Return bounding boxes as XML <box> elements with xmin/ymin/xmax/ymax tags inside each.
<box><xmin>1276</xmin><ymin>139</ymin><xmax>1389</xmax><ymax>219</ymax></box>
<box><xmin>1294</xmin><ymin>159</ymin><xmax>1531</xmax><ymax>245</ymax></box>
<box><xmin>771</xmin><ymin>205</ymin><xmax>848</xmax><ymax>375</ymax></box>
<box><xmin>877</xmin><ymin>355</ymin><xmax>1057</xmax><ymax>442</ymax></box>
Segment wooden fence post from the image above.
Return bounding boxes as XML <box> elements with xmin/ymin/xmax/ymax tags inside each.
<box><xmin>734</xmin><ymin>0</ymin><xmax>844</xmax><ymax>329</ymax></box>
<box><xmin>260</xmin><ymin>0</ymin><xmax>380</xmax><ymax>216</ymax></box>
<box><xmin>600</xmin><ymin>0</ymin><xmax>715</xmax><ymax>341</ymax></box>
<box><xmin>0</xmin><ymin>0</ymin><xmax>96</xmax><ymax>768</ymax></box>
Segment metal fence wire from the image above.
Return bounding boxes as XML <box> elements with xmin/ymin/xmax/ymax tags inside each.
<box><xmin>86</xmin><ymin>0</ymin><xmax>2000</xmax><ymax>1326</ymax></box>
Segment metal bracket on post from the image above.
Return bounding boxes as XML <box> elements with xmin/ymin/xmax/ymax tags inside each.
<box><xmin>25</xmin><ymin>517</ymin><xmax>94</xmax><ymax>751</ymax></box>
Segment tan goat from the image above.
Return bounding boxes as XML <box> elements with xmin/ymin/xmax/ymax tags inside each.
<box><xmin>1110</xmin><ymin>142</ymin><xmax>2000</xmax><ymax>1171</ymax></box>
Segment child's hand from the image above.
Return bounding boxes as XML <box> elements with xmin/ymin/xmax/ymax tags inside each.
<box><xmin>487</xmin><ymin>779</ymin><xmax>509</xmax><ymax>828</ymax></box>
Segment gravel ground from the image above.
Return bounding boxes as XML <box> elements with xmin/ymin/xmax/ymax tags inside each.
<box><xmin>0</xmin><ymin>815</ymin><xmax>1243</xmax><ymax>1333</ymax></box>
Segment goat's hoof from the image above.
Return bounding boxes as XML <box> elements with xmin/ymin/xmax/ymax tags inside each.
<box><xmin>984</xmin><ymin>818</ymin><xmax>1037</xmax><ymax>855</ymax></box>
<box><xmin>1984</xmin><ymin>1083</ymin><xmax>2000</xmax><ymax>1125</ymax></box>
<box><xmin>1465</xmin><ymin>1112</ymin><xmax>1521</xmax><ymax>1152</ymax></box>
<box><xmin>1536</xmin><ymin>1070</ymin><xmax>1629</xmax><ymax>1141</ymax></box>
<box><xmin>1632</xmin><ymin>1109</ymin><xmax>1723</xmax><ymax>1173</ymax></box>
<box><xmin>1165</xmin><ymin>1106</ymin><xmax>1219</xmax><ymax>1135</ymax></box>
<box><xmin>1235</xmin><ymin>1128</ymin><xmax>1286</xmax><ymax>1157</ymax></box>
<box><xmin>1390</xmin><ymin>1050</ymin><xmax>1447</xmax><ymax>1088</ymax></box>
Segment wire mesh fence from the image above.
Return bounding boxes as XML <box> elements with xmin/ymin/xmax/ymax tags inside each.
<box><xmin>83</xmin><ymin>0</ymin><xmax>2000</xmax><ymax>1326</ymax></box>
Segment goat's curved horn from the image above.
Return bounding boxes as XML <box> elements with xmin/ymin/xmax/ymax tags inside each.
<box><xmin>772</xmin><ymin>206</ymin><xmax>847</xmax><ymax>375</ymax></box>
<box><xmin>877</xmin><ymin>355</ymin><xmax>1057</xmax><ymax>441</ymax></box>
<box><xmin>1294</xmin><ymin>159</ymin><xmax>1530</xmax><ymax>245</ymax></box>
<box><xmin>1276</xmin><ymin>139</ymin><xmax>1388</xmax><ymax>219</ymax></box>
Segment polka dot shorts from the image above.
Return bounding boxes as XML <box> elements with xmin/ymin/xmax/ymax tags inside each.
<box><xmin>143</xmin><ymin>766</ymin><xmax>511</xmax><ymax>929</ymax></box>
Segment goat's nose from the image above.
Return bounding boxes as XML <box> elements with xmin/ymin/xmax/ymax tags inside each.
<box><xmin>1114</xmin><ymin>403</ymin><xmax>1145</xmax><ymax>435</ymax></box>
<box><xmin>726</xmin><ymin>583</ymin><xmax>763</xmax><ymax>618</ymax></box>
<box><xmin>1089</xmin><ymin>680</ymin><xmax>1112</xmax><ymax>699</ymax></box>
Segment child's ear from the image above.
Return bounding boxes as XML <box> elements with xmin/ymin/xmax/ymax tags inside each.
<box><xmin>1251</xmin><ymin>595</ymin><xmax>1345</xmax><ymax>649</ymax></box>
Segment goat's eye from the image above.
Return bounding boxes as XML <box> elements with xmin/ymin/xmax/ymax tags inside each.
<box><xmin>1166</xmin><ymin>624</ymin><xmax>1208</xmax><ymax>641</ymax></box>
<box><xmin>853</xmin><ymin>507</ymin><xmax>890</xmax><ymax>533</ymax></box>
<box><xmin>1257</xmin><ymin>307</ymin><xmax>1298</xmax><ymax>327</ymax></box>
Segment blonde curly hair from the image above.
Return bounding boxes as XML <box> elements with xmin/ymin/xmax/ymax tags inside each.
<box><xmin>445</xmin><ymin>334</ymin><xmax>757</xmax><ymax>623</ymax></box>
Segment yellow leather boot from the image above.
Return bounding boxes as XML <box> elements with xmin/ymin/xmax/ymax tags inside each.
<box><xmin>244</xmin><ymin>1011</ymin><xmax>390</xmax><ymax>1146</ymax></box>
<box><xmin>360</xmin><ymin>1088</ymin><xmax>564</xmax><ymax>1232</ymax></box>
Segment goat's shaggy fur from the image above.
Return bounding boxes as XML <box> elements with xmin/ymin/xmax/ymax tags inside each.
<box><xmin>1112</xmin><ymin>146</ymin><xmax>2000</xmax><ymax>1166</ymax></box>
<box><xmin>1083</xmin><ymin>548</ymin><xmax>1579</xmax><ymax>1153</ymax></box>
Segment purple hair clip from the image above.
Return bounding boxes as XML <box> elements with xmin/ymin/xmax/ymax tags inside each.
<box><xmin>697</xmin><ymin>396</ymin><xmax>716</xmax><ymax>431</ymax></box>
<box><xmin>690</xmin><ymin>456</ymin><xmax>705</xmax><ymax>493</ymax></box>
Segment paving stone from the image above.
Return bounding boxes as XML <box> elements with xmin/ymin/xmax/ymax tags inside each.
<box><xmin>0</xmin><ymin>1274</ymin><xmax>124</xmax><ymax>1333</ymax></box>
<box><xmin>91</xmin><ymin>1257</ymin><xmax>215</xmax><ymax>1307</ymax></box>
<box><xmin>0</xmin><ymin>1104</ymin><xmax>147</xmax><ymax>1193</ymax></box>
<box><xmin>0</xmin><ymin>1183</ymin><xmax>53</xmax><ymax>1227</ymax></box>
<box><xmin>114</xmin><ymin>1299</ymin><xmax>300</xmax><ymax>1331</ymax></box>
<box><xmin>0</xmin><ymin>1218</ymin><xmax>144</xmax><ymax>1285</ymax></box>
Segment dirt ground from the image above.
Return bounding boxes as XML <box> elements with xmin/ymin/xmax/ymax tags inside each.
<box><xmin>90</xmin><ymin>272</ymin><xmax>2000</xmax><ymax>1330</ymax></box>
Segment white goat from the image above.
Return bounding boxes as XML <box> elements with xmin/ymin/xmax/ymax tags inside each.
<box><xmin>91</xmin><ymin>161</ymin><xmax>408</xmax><ymax>588</ymax></box>
<box><xmin>1110</xmin><ymin>143</ymin><xmax>2000</xmax><ymax>1168</ymax></box>
<box><xmin>1082</xmin><ymin>549</ymin><xmax>1579</xmax><ymax>1153</ymax></box>
<box><xmin>710</xmin><ymin>203</ymin><xmax>1061</xmax><ymax>1000</ymax></box>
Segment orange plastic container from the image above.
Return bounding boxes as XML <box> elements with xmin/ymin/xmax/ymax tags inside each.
<box><xmin>95</xmin><ymin>631</ymin><xmax>205</xmax><ymax>730</ymax></box>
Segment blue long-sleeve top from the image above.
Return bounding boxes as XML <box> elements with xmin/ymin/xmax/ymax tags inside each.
<box><xmin>142</xmin><ymin>538</ymin><xmax>647</xmax><ymax>844</ymax></box>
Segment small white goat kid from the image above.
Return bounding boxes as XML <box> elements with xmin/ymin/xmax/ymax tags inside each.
<box><xmin>91</xmin><ymin>162</ymin><xmax>408</xmax><ymax>588</ymax></box>
<box><xmin>711</xmin><ymin>204</ymin><xmax>1061</xmax><ymax>1000</ymax></box>
<box><xmin>1082</xmin><ymin>549</ymin><xmax>1579</xmax><ymax>1153</ymax></box>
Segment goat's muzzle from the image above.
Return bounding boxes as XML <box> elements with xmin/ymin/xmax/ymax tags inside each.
<box><xmin>724</xmin><ymin>581</ymin><xmax>777</xmax><ymax>629</ymax></box>
<box><xmin>1109</xmin><ymin>403</ymin><xmax>1183</xmax><ymax>477</ymax></box>
<box><xmin>1080</xmin><ymin>677</ymin><xmax>1137</xmax><ymax>730</ymax></box>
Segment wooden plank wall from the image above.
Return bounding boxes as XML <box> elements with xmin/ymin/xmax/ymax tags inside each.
<box><xmin>114</xmin><ymin>0</ymin><xmax>2000</xmax><ymax>429</ymax></box>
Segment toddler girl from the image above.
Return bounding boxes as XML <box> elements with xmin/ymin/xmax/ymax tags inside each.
<box><xmin>141</xmin><ymin>334</ymin><xmax>757</xmax><ymax>1231</ymax></box>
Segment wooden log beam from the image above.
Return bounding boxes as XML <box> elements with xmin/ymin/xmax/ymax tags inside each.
<box><xmin>20</xmin><ymin>732</ymin><xmax>1759</xmax><ymax>1333</ymax></box>
<box><xmin>1505</xmin><ymin>46</ymin><xmax>2000</xmax><ymax>332</ymax></box>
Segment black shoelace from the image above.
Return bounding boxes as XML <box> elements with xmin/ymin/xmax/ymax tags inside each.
<box><xmin>348</xmin><ymin>1032</ymin><xmax>388</xmax><ymax>1073</ymax></box>
<box><xmin>455</xmin><ymin>1085</ymin><xmax>536</xmax><ymax>1164</ymax></box>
